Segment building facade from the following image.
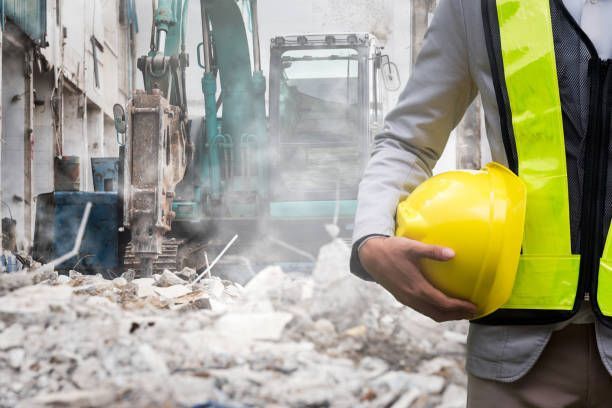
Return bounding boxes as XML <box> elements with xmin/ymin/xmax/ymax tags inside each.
<box><xmin>0</xmin><ymin>0</ymin><xmax>137</xmax><ymax>248</ymax></box>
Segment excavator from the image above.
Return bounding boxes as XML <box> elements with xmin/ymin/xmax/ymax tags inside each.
<box><xmin>116</xmin><ymin>0</ymin><xmax>401</xmax><ymax>277</ymax></box>
<box><xmin>35</xmin><ymin>0</ymin><xmax>400</xmax><ymax>278</ymax></box>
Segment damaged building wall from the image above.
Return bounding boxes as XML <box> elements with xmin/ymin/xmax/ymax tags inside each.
<box><xmin>45</xmin><ymin>0</ymin><xmax>133</xmax><ymax>189</ymax></box>
<box><xmin>0</xmin><ymin>0</ymin><xmax>135</xmax><ymax>246</ymax></box>
<box><xmin>33</xmin><ymin>70</ymin><xmax>55</xmax><ymax>198</ymax></box>
<box><xmin>1</xmin><ymin>38</ymin><xmax>27</xmax><ymax>246</ymax></box>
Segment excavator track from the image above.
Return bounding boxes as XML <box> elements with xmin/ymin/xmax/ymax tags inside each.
<box><xmin>123</xmin><ymin>239</ymin><xmax>183</xmax><ymax>275</ymax></box>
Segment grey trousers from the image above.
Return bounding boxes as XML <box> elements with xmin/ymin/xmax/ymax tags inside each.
<box><xmin>467</xmin><ymin>324</ymin><xmax>612</xmax><ymax>407</ymax></box>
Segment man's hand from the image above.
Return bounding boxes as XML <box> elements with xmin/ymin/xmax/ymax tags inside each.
<box><xmin>360</xmin><ymin>236</ymin><xmax>477</xmax><ymax>322</ymax></box>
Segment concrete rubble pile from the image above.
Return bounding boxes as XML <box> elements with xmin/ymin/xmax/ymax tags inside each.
<box><xmin>0</xmin><ymin>239</ymin><xmax>468</xmax><ymax>408</ymax></box>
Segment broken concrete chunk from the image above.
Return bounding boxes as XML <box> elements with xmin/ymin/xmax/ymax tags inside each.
<box><xmin>0</xmin><ymin>269</ymin><xmax>58</xmax><ymax>294</ymax></box>
<box><xmin>176</xmin><ymin>267</ymin><xmax>196</xmax><ymax>281</ymax></box>
<box><xmin>191</xmin><ymin>297</ymin><xmax>212</xmax><ymax>310</ymax></box>
<box><xmin>18</xmin><ymin>388</ymin><xmax>119</xmax><ymax>408</ymax></box>
<box><xmin>8</xmin><ymin>347</ymin><xmax>25</xmax><ymax>369</ymax></box>
<box><xmin>243</xmin><ymin>266</ymin><xmax>285</xmax><ymax>300</ymax></box>
<box><xmin>0</xmin><ymin>324</ymin><xmax>25</xmax><ymax>350</ymax></box>
<box><xmin>133</xmin><ymin>278</ymin><xmax>155</xmax><ymax>298</ymax></box>
<box><xmin>155</xmin><ymin>270</ymin><xmax>186</xmax><ymax>287</ymax></box>
<box><xmin>72</xmin><ymin>357</ymin><xmax>104</xmax><ymax>390</ymax></box>
<box><xmin>344</xmin><ymin>325</ymin><xmax>367</xmax><ymax>338</ymax></box>
<box><xmin>418</xmin><ymin>357</ymin><xmax>457</xmax><ymax>375</ymax></box>
<box><xmin>153</xmin><ymin>284</ymin><xmax>191</xmax><ymax>300</ymax></box>
<box><xmin>169</xmin><ymin>374</ymin><xmax>217</xmax><ymax>406</ymax></box>
<box><xmin>121</xmin><ymin>269</ymin><xmax>136</xmax><ymax>282</ymax></box>
<box><xmin>201</xmin><ymin>277</ymin><xmax>225</xmax><ymax>299</ymax></box>
<box><xmin>112</xmin><ymin>277</ymin><xmax>128</xmax><ymax>288</ymax></box>
<box><xmin>404</xmin><ymin>373</ymin><xmax>446</xmax><ymax>394</ymax></box>
<box><xmin>68</xmin><ymin>270</ymin><xmax>82</xmax><ymax>279</ymax></box>
<box><xmin>359</xmin><ymin>356</ymin><xmax>389</xmax><ymax>378</ymax></box>
<box><xmin>312</xmin><ymin>238</ymin><xmax>351</xmax><ymax>284</ymax></box>
<box><xmin>440</xmin><ymin>384</ymin><xmax>468</xmax><ymax>408</ymax></box>
<box><xmin>55</xmin><ymin>275</ymin><xmax>71</xmax><ymax>285</ymax></box>
<box><xmin>444</xmin><ymin>330</ymin><xmax>468</xmax><ymax>345</ymax></box>
<box><xmin>313</xmin><ymin>318</ymin><xmax>336</xmax><ymax>336</ymax></box>
<box><xmin>73</xmin><ymin>280</ymin><xmax>114</xmax><ymax>296</ymax></box>
<box><xmin>390</xmin><ymin>388</ymin><xmax>423</xmax><ymax>408</ymax></box>
<box><xmin>215</xmin><ymin>312</ymin><xmax>294</xmax><ymax>341</ymax></box>
<box><xmin>138</xmin><ymin>343</ymin><xmax>169</xmax><ymax>375</ymax></box>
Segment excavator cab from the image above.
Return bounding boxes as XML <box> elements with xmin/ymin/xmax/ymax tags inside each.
<box><xmin>267</xmin><ymin>33</ymin><xmax>399</xmax><ymax>251</ymax></box>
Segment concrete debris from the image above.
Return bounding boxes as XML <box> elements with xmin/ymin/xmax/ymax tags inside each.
<box><xmin>56</xmin><ymin>274</ymin><xmax>71</xmax><ymax>285</ymax></box>
<box><xmin>440</xmin><ymin>384</ymin><xmax>468</xmax><ymax>408</ymax></box>
<box><xmin>215</xmin><ymin>312</ymin><xmax>294</xmax><ymax>341</ymax></box>
<box><xmin>133</xmin><ymin>278</ymin><xmax>155</xmax><ymax>298</ymax></box>
<box><xmin>121</xmin><ymin>269</ymin><xmax>136</xmax><ymax>282</ymax></box>
<box><xmin>0</xmin><ymin>324</ymin><xmax>25</xmax><ymax>350</ymax></box>
<box><xmin>153</xmin><ymin>284</ymin><xmax>191</xmax><ymax>299</ymax></box>
<box><xmin>155</xmin><ymin>269</ymin><xmax>186</xmax><ymax>287</ymax></box>
<box><xmin>7</xmin><ymin>348</ymin><xmax>25</xmax><ymax>369</ymax></box>
<box><xmin>0</xmin><ymin>269</ymin><xmax>58</xmax><ymax>295</ymax></box>
<box><xmin>176</xmin><ymin>266</ymin><xmax>197</xmax><ymax>281</ymax></box>
<box><xmin>0</xmin><ymin>240</ymin><xmax>469</xmax><ymax>407</ymax></box>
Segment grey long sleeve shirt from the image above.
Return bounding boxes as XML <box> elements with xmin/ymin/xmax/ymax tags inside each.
<box><xmin>351</xmin><ymin>0</ymin><xmax>612</xmax><ymax>382</ymax></box>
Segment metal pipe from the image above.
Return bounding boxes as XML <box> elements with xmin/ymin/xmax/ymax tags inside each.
<box><xmin>199</xmin><ymin>0</ymin><xmax>212</xmax><ymax>73</ymax></box>
<box><xmin>149</xmin><ymin>0</ymin><xmax>157</xmax><ymax>52</ymax></box>
<box><xmin>157</xmin><ymin>29</ymin><xmax>167</xmax><ymax>55</ymax></box>
<box><xmin>249</xmin><ymin>0</ymin><xmax>261</xmax><ymax>72</ymax></box>
<box><xmin>181</xmin><ymin>0</ymin><xmax>189</xmax><ymax>52</ymax></box>
<box><xmin>193</xmin><ymin>235</ymin><xmax>239</xmax><ymax>283</ymax></box>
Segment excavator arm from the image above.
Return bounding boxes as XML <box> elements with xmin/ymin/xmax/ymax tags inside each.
<box><xmin>117</xmin><ymin>0</ymin><xmax>266</xmax><ymax>276</ymax></box>
<box><xmin>120</xmin><ymin>0</ymin><xmax>191</xmax><ymax>276</ymax></box>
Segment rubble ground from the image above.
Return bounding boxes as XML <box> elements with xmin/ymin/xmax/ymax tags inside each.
<box><xmin>0</xmin><ymin>239</ymin><xmax>468</xmax><ymax>408</ymax></box>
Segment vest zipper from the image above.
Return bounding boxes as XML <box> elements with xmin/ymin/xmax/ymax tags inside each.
<box><xmin>583</xmin><ymin>60</ymin><xmax>612</xmax><ymax>301</ymax></box>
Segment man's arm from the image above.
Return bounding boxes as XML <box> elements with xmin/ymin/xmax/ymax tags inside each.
<box><xmin>351</xmin><ymin>0</ymin><xmax>478</xmax><ymax>321</ymax></box>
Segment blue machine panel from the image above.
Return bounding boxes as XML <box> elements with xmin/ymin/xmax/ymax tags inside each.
<box><xmin>91</xmin><ymin>158</ymin><xmax>120</xmax><ymax>192</ymax></box>
<box><xmin>33</xmin><ymin>192</ymin><xmax>121</xmax><ymax>276</ymax></box>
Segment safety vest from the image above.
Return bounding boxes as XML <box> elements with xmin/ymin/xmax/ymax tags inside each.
<box><xmin>477</xmin><ymin>0</ymin><xmax>612</xmax><ymax>326</ymax></box>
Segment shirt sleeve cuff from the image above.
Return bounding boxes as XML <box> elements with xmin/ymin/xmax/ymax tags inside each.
<box><xmin>349</xmin><ymin>234</ymin><xmax>388</xmax><ymax>281</ymax></box>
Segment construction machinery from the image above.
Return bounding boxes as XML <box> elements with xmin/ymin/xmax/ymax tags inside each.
<box><xmin>35</xmin><ymin>0</ymin><xmax>400</xmax><ymax>277</ymax></box>
<box><xmin>265</xmin><ymin>33</ymin><xmax>399</xmax><ymax>257</ymax></box>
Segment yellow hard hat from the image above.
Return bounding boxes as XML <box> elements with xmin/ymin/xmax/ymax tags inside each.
<box><xmin>396</xmin><ymin>162</ymin><xmax>526</xmax><ymax>318</ymax></box>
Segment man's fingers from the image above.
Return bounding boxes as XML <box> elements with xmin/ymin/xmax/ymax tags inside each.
<box><xmin>402</xmin><ymin>239</ymin><xmax>455</xmax><ymax>261</ymax></box>
<box><xmin>397</xmin><ymin>293</ymin><xmax>473</xmax><ymax>322</ymax></box>
<box><xmin>424</xmin><ymin>285</ymin><xmax>477</xmax><ymax>318</ymax></box>
<box><xmin>419</xmin><ymin>281</ymin><xmax>478</xmax><ymax>318</ymax></box>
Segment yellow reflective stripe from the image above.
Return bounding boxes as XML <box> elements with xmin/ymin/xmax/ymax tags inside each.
<box><xmin>496</xmin><ymin>0</ymin><xmax>572</xmax><ymax>256</ymax></box>
<box><xmin>602</xmin><ymin>222</ymin><xmax>612</xmax><ymax>272</ymax></box>
<box><xmin>599</xmin><ymin>260</ymin><xmax>612</xmax><ymax>316</ymax></box>
<box><xmin>503</xmin><ymin>256</ymin><xmax>580</xmax><ymax>310</ymax></box>
<box><xmin>496</xmin><ymin>0</ymin><xmax>579</xmax><ymax>311</ymax></box>
<box><xmin>598</xmin><ymin>223</ymin><xmax>612</xmax><ymax>315</ymax></box>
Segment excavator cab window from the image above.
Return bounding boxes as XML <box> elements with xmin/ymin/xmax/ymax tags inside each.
<box><xmin>275</xmin><ymin>48</ymin><xmax>363</xmax><ymax>200</ymax></box>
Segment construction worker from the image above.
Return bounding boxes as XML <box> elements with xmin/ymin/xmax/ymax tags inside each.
<box><xmin>351</xmin><ymin>0</ymin><xmax>612</xmax><ymax>406</ymax></box>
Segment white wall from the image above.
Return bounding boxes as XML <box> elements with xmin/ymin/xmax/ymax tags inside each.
<box><xmin>46</xmin><ymin>0</ymin><xmax>131</xmax><ymax>189</ymax></box>
<box><xmin>33</xmin><ymin>71</ymin><xmax>56</xmax><ymax>197</ymax></box>
<box><xmin>1</xmin><ymin>45</ymin><xmax>26</xmax><ymax>241</ymax></box>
